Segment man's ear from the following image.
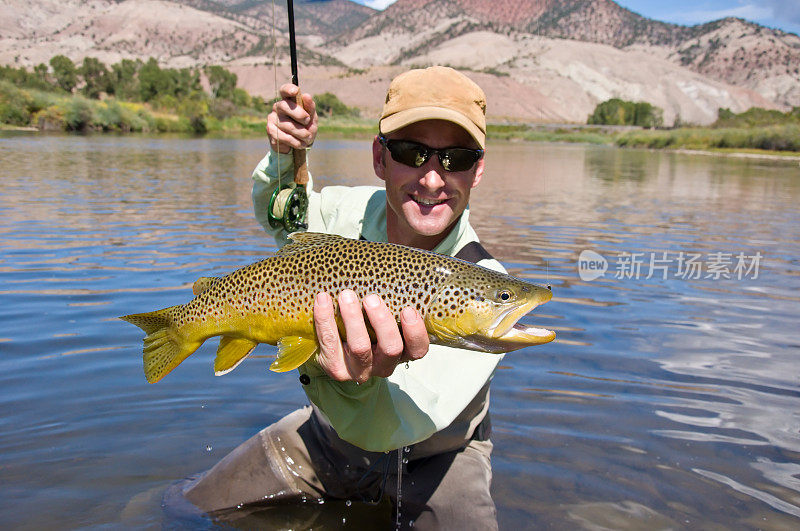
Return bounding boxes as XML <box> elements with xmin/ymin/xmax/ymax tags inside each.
<box><xmin>471</xmin><ymin>157</ymin><xmax>485</xmax><ymax>188</ymax></box>
<box><xmin>372</xmin><ymin>136</ymin><xmax>386</xmax><ymax>181</ymax></box>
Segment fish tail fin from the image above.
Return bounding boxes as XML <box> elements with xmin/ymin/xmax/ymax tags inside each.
<box><xmin>120</xmin><ymin>305</ymin><xmax>182</xmax><ymax>335</ymax></box>
<box><xmin>120</xmin><ymin>306</ymin><xmax>196</xmax><ymax>383</ymax></box>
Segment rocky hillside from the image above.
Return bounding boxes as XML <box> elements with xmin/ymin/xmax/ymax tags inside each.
<box><xmin>328</xmin><ymin>0</ymin><xmax>799</xmax><ymax>109</ymax></box>
<box><xmin>1</xmin><ymin>0</ymin><xmax>797</xmax><ymax>124</ymax></box>
<box><xmin>172</xmin><ymin>0</ymin><xmax>374</xmax><ymax>41</ymax></box>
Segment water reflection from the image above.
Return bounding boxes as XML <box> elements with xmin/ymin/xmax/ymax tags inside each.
<box><xmin>0</xmin><ymin>133</ymin><xmax>798</xmax><ymax>528</ymax></box>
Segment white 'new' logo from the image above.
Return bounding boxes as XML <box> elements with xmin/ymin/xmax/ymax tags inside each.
<box><xmin>578</xmin><ymin>250</ymin><xmax>607</xmax><ymax>281</ymax></box>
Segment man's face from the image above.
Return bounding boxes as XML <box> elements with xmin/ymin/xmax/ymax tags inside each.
<box><xmin>373</xmin><ymin>119</ymin><xmax>484</xmax><ymax>249</ymax></box>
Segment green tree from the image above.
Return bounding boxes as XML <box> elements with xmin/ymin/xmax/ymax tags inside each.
<box><xmin>231</xmin><ymin>87</ymin><xmax>251</xmax><ymax>108</ymax></box>
<box><xmin>140</xmin><ymin>59</ymin><xmax>202</xmax><ymax>102</ymax></box>
<box><xmin>109</xmin><ymin>59</ymin><xmax>142</xmax><ymax>100</ymax></box>
<box><xmin>79</xmin><ymin>57</ymin><xmax>111</xmax><ymax>99</ymax></box>
<box><xmin>172</xmin><ymin>68</ymin><xmax>201</xmax><ymax>99</ymax></box>
<box><xmin>138</xmin><ymin>58</ymin><xmax>171</xmax><ymax>102</ymax></box>
<box><xmin>205</xmin><ymin>65</ymin><xmax>237</xmax><ymax>100</ymax></box>
<box><xmin>50</xmin><ymin>55</ymin><xmax>78</xmax><ymax>93</ymax></box>
<box><xmin>33</xmin><ymin>63</ymin><xmax>49</xmax><ymax>85</ymax></box>
<box><xmin>251</xmin><ymin>95</ymin><xmax>268</xmax><ymax>113</ymax></box>
<box><xmin>632</xmin><ymin>102</ymin><xmax>663</xmax><ymax>128</ymax></box>
<box><xmin>315</xmin><ymin>92</ymin><xmax>359</xmax><ymax>118</ymax></box>
<box><xmin>588</xmin><ymin>98</ymin><xmax>663</xmax><ymax>128</ymax></box>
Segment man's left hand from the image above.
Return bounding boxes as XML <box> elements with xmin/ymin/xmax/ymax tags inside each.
<box><xmin>312</xmin><ymin>290</ymin><xmax>430</xmax><ymax>383</ymax></box>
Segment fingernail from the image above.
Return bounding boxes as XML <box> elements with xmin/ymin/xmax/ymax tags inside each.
<box><xmin>363</xmin><ymin>294</ymin><xmax>380</xmax><ymax>309</ymax></box>
<box><xmin>341</xmin><ymin>290</ymin><xmax>357</xmax><ymax>304</ymax></box>
<box><xmin>316</xmin><ymin>292</ymin><xmax>330</xmax><ymax>306</ymax></box>
<box><xmin>401</xmin><ymin>307</ymin><xmax>418</xmax><ymax>323</ymax></box>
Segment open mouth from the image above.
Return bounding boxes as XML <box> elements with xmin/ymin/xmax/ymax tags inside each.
<box><xmin>411</xmin><ymin>195</ymin><xmax>449</xmax><ymax>207</ymax></box>
<box><xmin>483</xmin><ymin>289</ymin><xmax>555</xmax><ymax>350</ymax></box>
<box><xmin>502</xmin><ymin>321</ymin><xmax>556</xmax><ymax>344</ymax></box>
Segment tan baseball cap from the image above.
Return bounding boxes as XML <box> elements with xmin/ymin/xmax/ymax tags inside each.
<box><xmin>379</xmin><ymin>66</ymin><xmax>487</xmax><ymax>148</ymax></box>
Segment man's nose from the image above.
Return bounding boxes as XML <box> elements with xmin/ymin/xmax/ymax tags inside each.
<box><xmin>420</xmin><ymin>167</ymin><xmax>445</xmax><ymax>189</ymax></box>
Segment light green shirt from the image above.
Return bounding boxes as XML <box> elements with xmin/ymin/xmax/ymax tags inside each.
<box><xmin>252</xmin><ymin>149</ymin><xmax>505</xmax><ymax>453</ymax></box>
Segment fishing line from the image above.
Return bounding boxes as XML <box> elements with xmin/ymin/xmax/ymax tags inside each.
<box><xmin>534</xmin><ymin>19</ymin><xmax>551</xmax><ymax>291</ymax></box>
<box><xmin>544</xmin><ymin>164</ymin><xmax>551</xmax><ymax>291</ymax></box>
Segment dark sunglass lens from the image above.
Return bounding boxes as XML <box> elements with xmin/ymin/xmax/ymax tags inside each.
<box><xmin>440</xmin><ymin>149</ymin><xmax>480</xmax><ymax>172</ymax></box>
<box><xmin>390</xmin><ymin>141</ymin><xmax>429</xmax><ymax>168</ymax></box>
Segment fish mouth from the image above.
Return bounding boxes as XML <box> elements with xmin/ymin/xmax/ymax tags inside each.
<box><xmin>496</xmin><ymin>321</ymin><xmax>556</xmax><ymax>347</ymax></box>
<box><xmin>480</xmin><ymin>287</ymin><xmax>555</xmax><ymax>351</ymax></box>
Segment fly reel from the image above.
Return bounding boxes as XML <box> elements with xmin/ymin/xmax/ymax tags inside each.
<box><xmin>267</xmin><ymin>184</ymin><xmax>308</xmax><ymax>232</ymax></box>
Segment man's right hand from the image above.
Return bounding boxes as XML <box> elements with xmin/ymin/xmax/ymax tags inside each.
<box><xmin>267</xmin><ymin>83</ymin><xmax>318</xmax><ymax>154</ymax></box>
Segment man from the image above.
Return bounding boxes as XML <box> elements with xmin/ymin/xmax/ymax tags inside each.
<box><xmin>171</xmin><ymin>66</ymin><xmax>504</xmax><ymax>529</ymax></box>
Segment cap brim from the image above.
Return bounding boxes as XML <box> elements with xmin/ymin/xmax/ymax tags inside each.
<box><xmin>380</xmin><ymin>106</ymin><xmax>485</xmax><ymax>148</ymax></box>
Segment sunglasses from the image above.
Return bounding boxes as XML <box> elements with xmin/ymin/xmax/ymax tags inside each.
<box><xmin>378</xmin><ymin>135</ymin><xmax>484</xmax><ymax>172</ymax></box>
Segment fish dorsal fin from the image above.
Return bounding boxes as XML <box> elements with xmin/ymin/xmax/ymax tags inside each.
<box><xmin>214</xmin><ymin>336</ymin><xmax>258</xmax><ymax>376</ymax></box>
<box><xmin>276</xmin><ymin>232</ymin><xmax>346</xmax><ymax>257</ymax></box>
<box><xmin>192</xmin><ymin>276</ymin><xmax>220</xmax><ymax>296</ymax></box>
<box><xmin>271</xmin><ymin>336</ymin><xmax>319</xmax><ymax>372</ymax></box>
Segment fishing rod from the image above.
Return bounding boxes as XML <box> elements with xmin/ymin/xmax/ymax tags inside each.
<box><xmin>268</xmin><ymin>0</ymin><xmax>309</xmax><ymax>232</ymax></box>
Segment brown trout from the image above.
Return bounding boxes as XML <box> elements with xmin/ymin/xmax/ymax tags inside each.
<box><xmin>121</xmin><ymin>232</ymin><xmax>555</xmax><ymax>383</ymax></box>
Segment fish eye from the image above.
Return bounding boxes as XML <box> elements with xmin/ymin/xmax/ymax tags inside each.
<box><xmin>498</xmin><ymin>290</ymin><xmax>512</xmax><ymax>302</ymax></box>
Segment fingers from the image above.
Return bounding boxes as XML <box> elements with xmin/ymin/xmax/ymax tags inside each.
<box><xmin>312</xmin><ymin>292</ymin><xmax>349</xmax><ymax>381</ymax></box>
<box><xmin>338</xmin><ymin>290</ymin><xmax>374</xmax><ymax>383</ymax></box>
<box><xmin>363</xmin><ymin>294</ymin><xmax>404</xmax><ymax>377</ymax></box>
<box><xmin>399</xmin><ymin>307</ymin><xmax>429</xmax><ymax>362</ymax></box>
<box><xmin>267</xmin><ymin>83</ymin><xmax>318</xmax><ymax>154</ymax></box>
<box><xmin>312</xmin><ymin>290</ymin><xmax>429</xmax><ymax>383</ymax></box>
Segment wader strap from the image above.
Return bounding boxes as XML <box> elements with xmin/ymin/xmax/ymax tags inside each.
<box><xmin>471</xmin><ymin>412</ymin><xmax>492</xmax><ymax>442</ymax></box>
<box><xmin>455</xmin><ymin>241</ymin><xmax>494</xmax><ymax>263</ymax></box>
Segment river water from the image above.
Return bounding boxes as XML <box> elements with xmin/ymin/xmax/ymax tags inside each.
<box><xmin>0</xmin><ymin>133</ymin><xmax>798</xmax><ymax>529</ymax></box>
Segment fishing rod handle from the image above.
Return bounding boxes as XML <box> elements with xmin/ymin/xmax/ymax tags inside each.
<box><xmin>293</xmin><ymin>91</ymin><xmax>309</xmax><ymax>186</ymax></box>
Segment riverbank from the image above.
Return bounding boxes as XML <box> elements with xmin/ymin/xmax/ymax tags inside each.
<box><xmin>4</xmin><ymin>101</ymin><xmax>799</xmax><ymax>160</ymax></box>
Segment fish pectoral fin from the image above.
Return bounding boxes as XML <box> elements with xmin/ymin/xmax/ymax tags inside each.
<box><xmin>271</xmin><ymin>336</ymin><xmax>319</xmax><ymax>373</ymax></box>
<box><xmin>192</xmin><ymin>276</ymin><xmax>220</xmax><ymax>296</ymax></box>
<box><xmin>214</xmin><ymin>336</ymin><xmax>258</xmax><ymax>376</ymax></box>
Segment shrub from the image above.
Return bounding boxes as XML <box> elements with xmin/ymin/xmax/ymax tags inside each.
<box><xmin>0</xmin><ymin>82</ymin><xmax>33</xmax><ymax>125</ymax></box>
<box><xmin>588</xmin><ymin>98</ymin><xmax>663</xmax><ymax>128</ymax></box>
<box><xmin>33</xmin><ymin>105</ymin><xmax>66</xmax><ymax>131</ymax></box>
<box><xmin>64</xmin><ymin>96</ymin><xmax>96</xmax><ymax>131</ymax></box>
<box><xmin>315</xmin><ymin>92</ymin><xmax>360</xmax><ymax>118</ymax></box>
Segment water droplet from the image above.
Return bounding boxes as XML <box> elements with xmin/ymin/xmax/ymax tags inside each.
<box><xmin>345</xmin><ymin>500</ymin><xmax>352</xmax><ymax>507</ymax></box>
<box><xmin>205</xmin><ymin>445</ymin><xmax>212</xmax><ymax>452</ymax></box>
<box><xmin>402</xmin><ymin>458</ymin><xmax>408</xmax><ymax>464</ymax></box>
<box><xmin>200</xmin><ymin>404</ymin><xmax>206</xmax><ymax>409</ymax></box>
<box><xmin>404</xmin><ymin>446</ymin><xmax>411</xmax><ymax>453</ymax></box>
<box><xmin>342</xmin><ymin>518</ymin><xmax>347</xmax><ymax>524</ymax></box>
<box><xmin>409</xmin><ymin>520</ymin><xmax>414</xmax><ymax>527</ymax></box>
<box><xmin>317</xmin><ymin>498</ymin><xmax>325</xmax><ymax>504</ymax></box>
